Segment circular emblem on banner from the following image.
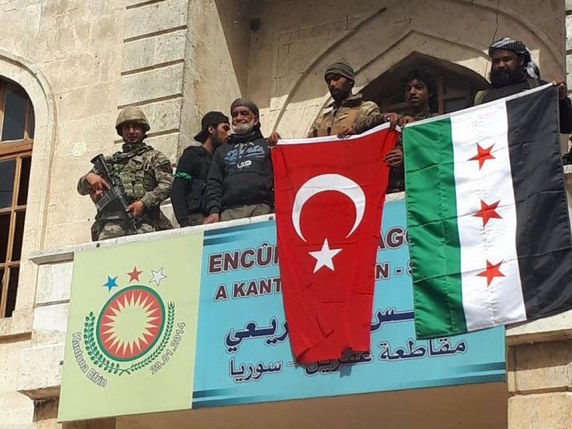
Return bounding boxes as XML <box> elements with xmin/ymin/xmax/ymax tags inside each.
<box><xmin>96</xmin><ymin>286</ymin><xmax>165</xmax><ymax>362</ymax></box>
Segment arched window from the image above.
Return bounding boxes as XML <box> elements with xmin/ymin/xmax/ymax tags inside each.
<box><xmin>361</xmin><ymin>52</ymin><xmax>489</xmax><ymax>114</ymax></box>
<box><xmin>0</xmin><ymin>79</ymin><xmax>34</xmax><ymax>317</ymax></box>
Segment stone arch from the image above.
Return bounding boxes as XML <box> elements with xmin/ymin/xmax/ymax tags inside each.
<box><xmin>0</xmin><ymin>48</ymin><xmax>57</xmax><ymax>312</ymax></box>
<box><xmin>272</xmin><ymin>30</ymin><xmax>494</xmax><ymax>137</ymax></box>
<box><xmin>268</xmin><ymin>0</ymin><xmax>565</xmax><ymax>137</ymax></box>
<box><xmin>361</xmin><ymin>51</ymin><xmax>489</xmax><ymax>113</ymax></box>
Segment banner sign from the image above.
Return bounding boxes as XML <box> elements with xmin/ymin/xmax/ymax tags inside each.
<box><xmin>59</xmin><ymin>200</ymin><xmax>505</xmax><ymax>421</ymax></box>
<box><xmin>59</xmin><ymin>234</ymin><xmax>203</xmax><ymax>421</ymax></box>
<box><xmin>192</xmin><ymin>200</ymin><xmax>505</xmax><ymax>407</ymax></box>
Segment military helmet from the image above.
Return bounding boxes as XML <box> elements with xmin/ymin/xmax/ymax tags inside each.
<box><xmin>115</xmin><ymin>107</ymin><xmax>150</xmax><ymax>136</ymax></box>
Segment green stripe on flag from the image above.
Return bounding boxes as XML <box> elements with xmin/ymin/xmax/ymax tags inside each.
<box><xmin>403</xmin><ymin>118</ymin><xmax>467</xmax><ymax>338</ymax></box>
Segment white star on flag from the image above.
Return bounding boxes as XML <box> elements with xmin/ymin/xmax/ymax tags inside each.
<box><xmin>309</xmin><ymin>239</ymin><xmax>342</xmax><ymax>273</ymax></box>
<box><xmin>150</xmin><ymin>267</ymin><xmax>167</xmax><ymax>286</ymax></box>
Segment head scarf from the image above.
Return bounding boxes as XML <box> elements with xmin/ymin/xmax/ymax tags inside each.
<box><xmin>488</xmin><ymin>38</ymin><xmax>539</xmax><ymax>79</ymax></box>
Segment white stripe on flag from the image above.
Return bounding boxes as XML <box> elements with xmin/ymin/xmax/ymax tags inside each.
<box><xmin>451</xmin><ymin>101</ymin><xmax>527</xmax><ymax>331</ymax></box>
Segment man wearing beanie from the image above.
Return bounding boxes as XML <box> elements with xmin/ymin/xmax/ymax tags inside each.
<box><xmin>171</xmin><ymin>111</ymin><xmax>230</xmax><ymax>227</ymax></box>
<box><xmin>308</xmin><ymin>59</ymin><xmax>384</xmax><ymax>137</ymax></box>
<box><xmin>203</xmin><ymin>98</ymin><xmax>278</xmax><ymax>223</ymax></box>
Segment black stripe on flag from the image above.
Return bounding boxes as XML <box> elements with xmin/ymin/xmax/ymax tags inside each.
<box><xmin>507</xmin><ymin>85</ymin><xmax>572</xmax><ymax>320</ymax></box>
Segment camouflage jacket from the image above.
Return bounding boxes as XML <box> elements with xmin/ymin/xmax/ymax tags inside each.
<box><xmin>308</xmin><ymin>94</ymin><xmax>384</xmax><ymax>137</ymax></box>
<box><xmin>77</xmin><ymin>143</ymin><xmax>173</xmax><ymax>219</ymax></box>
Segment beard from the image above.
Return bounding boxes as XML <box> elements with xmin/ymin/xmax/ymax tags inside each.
<box><xmin>489</xmin><ymin>67</ymin><xmax>526</xmax><ymax>88</ymax></box>
<box><xmin>232</xmin><ymin>122</ymin><xmax>255</xmax><ymax>135</ymax></box>
<box><xmin>329</xmin><ymin>87</ymin><xmax>351</xmax><ymax>102</ymax></box>
<box><xmin>213</xmin><ymin>137</ymin><xmax>224</xmax><ymax>147</ymax></box>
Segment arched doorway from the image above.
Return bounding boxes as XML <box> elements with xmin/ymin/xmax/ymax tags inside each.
<box><xmin>361</xmin><ymin>52</ymin><xmax>489</xmax><ymax>114</ymax></box>
<box><xmin>0</xmin><ymin>78</ymin><xmax>34</xmax><ymax>317</ymax></box>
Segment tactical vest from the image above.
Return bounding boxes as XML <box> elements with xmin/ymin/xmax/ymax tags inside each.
<box><xmin>108</xmin><ymin>145</ymin><xmax>154</xmax><ymax>201</ymax></box>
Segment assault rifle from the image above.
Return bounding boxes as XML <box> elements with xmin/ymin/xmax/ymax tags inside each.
<box><xmin>90</xmin><ymin>154</ymin><xmax>140</xmax><ymax>233</ymax></box>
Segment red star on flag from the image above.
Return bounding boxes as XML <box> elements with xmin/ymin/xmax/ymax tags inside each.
<box><xmin>127</xmin><ymin>266</ymin><xmax>143</xmax><ymax>283</ymax></box>
<box><xmin>477</xmin><ymin>260</ymin><xmax>505</xmax><ymax>287</ymax></box>
<box><xmin>469</xmin><ymin>143</ymin><xmax>495</xmax><ymax>169</ymax></box>
<box><xmin>473</xmin><ymin>199</ymin><xmax>502</xmax><ymax>227</ymax></box>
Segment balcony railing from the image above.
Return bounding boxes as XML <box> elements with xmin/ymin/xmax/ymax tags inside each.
<box><xmin>12</xmin><ymin>184</ymin><xmax>572</xmax><ymax>422</ymax></box>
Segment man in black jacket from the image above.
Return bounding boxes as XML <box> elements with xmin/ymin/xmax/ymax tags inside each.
<box><xmin>171</xmin><ymin>111</ymin><xmax>230</xmax><ymax>227</ymax></box>
<box><xmin>203</xmin><ymin>98</ymin><xmax>279</xmax><ymax>223</ymax></box>
<box><xmin>474</xmin><ymin>37</ymin><xmax>572</xmax><ymax>134</ymax></box>
<box><xmin>385</xmin><ymin>66</ymin><xmax>440</xmax><ymax>193</ymax></box>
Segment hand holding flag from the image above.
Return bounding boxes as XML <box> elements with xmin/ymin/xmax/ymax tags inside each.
<box><xmin>403</xmin><ymin>85</ymin><xmax>572</xmax><ymax>338</ymax></box>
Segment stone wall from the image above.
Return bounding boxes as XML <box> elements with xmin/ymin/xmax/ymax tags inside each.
<box><xmin>246</xmin><ymin>0</ymin><xmax>567</xmax><ymax>138</ymax></box>
<box><xmin>0</xmin><ymin>0</ymin><xmax>251</xmax><ymax>421</ymax></box>
<box><xmin>179</xmin><ymin>0</ymin><xmax>250</xmax><ymax>150</ymax></box>
<box><xmin>566</xmin><ymin>0</ymin><xmax>572</xmax><ymax>87</ymax></box>
<box><xmin>0</xmin><ymin>1</ymin><xmax>125</xmax><ymax>425</ymax></box>
<box><xmin>0</xmin><ymin>1</ymin><xmax>570</xmax><ymax>428</ymax></box>
<box><xmin>506</xmin><ymin>316</ymin><xmax>572</xmax><ymax>428</ymax></box>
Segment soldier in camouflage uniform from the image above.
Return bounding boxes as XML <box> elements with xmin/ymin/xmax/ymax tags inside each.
<box><xmin>77</xmin><ymin>107</ymin><xmax>173</xmax><ymax>241</ymax></box>
<box><xmin>308</xmin><ymin>59</ymin><xmax>384</xmax><ymax>137</ymax></box>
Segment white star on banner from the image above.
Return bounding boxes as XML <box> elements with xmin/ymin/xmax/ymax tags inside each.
<box><xmin>150</xmin><ymin>267</ymin><xmax>167</xmax><ymax>286</ymax></box>
<box><xmin>309</xmin><ymin>239</ymin><xmax>342</xmax><ymax>273</ymax></box>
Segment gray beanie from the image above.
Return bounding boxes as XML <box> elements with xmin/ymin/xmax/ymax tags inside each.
<box><xmin>324</xmin><ymin>59</ymin><xmax>355</xmax><ymax>82</ymax></box>
<box><xmin>230</xmin><ymin>98</ymin><xmax>259</xmax><ymax>117</ymax></box>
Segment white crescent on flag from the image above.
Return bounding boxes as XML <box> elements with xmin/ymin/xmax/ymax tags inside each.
<box><xmin>291</xmin><ymin>173</ymin><xmax>365</xmax><ymax>242</ymax></box>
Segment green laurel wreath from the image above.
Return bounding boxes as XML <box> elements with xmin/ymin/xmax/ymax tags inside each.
<box><xmin>126</xmin><ymin>302</ymin><xmax>175</xmax><ymax>373</ymax></box>
<box><xmin>83</xmin><ymin>302</ymin><xmax>175</xmax><ymax>376</ymax></box>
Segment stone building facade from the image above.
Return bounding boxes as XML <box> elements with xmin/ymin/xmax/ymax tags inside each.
<box><xmin>0</xmin><ymin>0</ymin><xmax>571</xmax><ymax>428</ymax></box>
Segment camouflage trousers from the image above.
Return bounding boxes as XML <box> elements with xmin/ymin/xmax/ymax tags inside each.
<box><xmin>220</xmin><ymin>203</ymin><xmax>272</xmax><ymax>222</ymax></box>
<box><xmin>92</xmin><ymin>219</ymin><xmax>155</xmax><ymax>241</ymax></box>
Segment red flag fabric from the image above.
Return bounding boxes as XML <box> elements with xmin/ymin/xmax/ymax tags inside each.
<box><xmin>272</xmin><ymin>124</ymin><xmax>398</xmax><ymax>363</ymax></box>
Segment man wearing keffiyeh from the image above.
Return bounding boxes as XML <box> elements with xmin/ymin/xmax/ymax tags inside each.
<box><xmin>474</xmin><ymin>37</ymin><xmax>572</xmax><ymax>134</ymax></box>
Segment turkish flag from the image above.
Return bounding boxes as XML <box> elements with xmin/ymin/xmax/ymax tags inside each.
<box><xmin>272</xmin><ymin>124</ymin><xmax>398</xmax><ymax>363</ymax></box>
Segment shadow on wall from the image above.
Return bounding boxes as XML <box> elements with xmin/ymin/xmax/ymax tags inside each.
<box><xmin>213</xmin><ymin>0</ymin><xmax>252</xmax><ymax>96</ymax></box>
<box><xmin>283</xmin><ymin>33</ymin><xmax>494</xmax><ymax>108</ymax></box>
<box><xmin>208</xmin><ymin>0</ymin><xmax>563</xmax><ymax>136</ymax></box>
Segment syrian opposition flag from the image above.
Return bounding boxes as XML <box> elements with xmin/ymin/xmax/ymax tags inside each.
<box><xmin>403</xmin><ymin>84</ymin><xmax>572</xmax><ymax>338</ymax></box>
<box><xmin>272</xmin><ymin>124</ymin><xmax>398</xmax><ymax>363</ymax></box>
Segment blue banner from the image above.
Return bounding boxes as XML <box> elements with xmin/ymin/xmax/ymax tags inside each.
<box><xmin>192</xmin><ymin>199</ymin><xmax>505</xmax><ymax>407</ymax></box>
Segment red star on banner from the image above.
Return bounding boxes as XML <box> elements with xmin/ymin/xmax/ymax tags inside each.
<box><xmin>127</xmin><ymin>266</ymin><xmax>143</xmax><ymax>283</ymax></box>
<box><xmin>469</xmin><ymin>143</ymin><xmax>495</xmax><ymax>169</ymax></box>
<box><xmin>473</xmin><ymin>199</ymin><xmax>502</xmax><ymax>227</ymax></box>
<box><xmin>477</xmin><ymin>260</ymin><xmax>505</xmax><ymax>287</ymax></box>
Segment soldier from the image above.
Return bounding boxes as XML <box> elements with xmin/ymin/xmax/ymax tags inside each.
<box><xmin>77</xmin><ymin>107</ymin><xmax>173</xmax><ymax>240</ymax></box>
<box><xmin>171</xmin><ymin>111</ymin><xmax>231</xmax><ymax>227</ymax></box>
<box><xmin>308</xmin><ymin>59</ymin><xmax>384</xmax><ymax>138</ymax></box>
